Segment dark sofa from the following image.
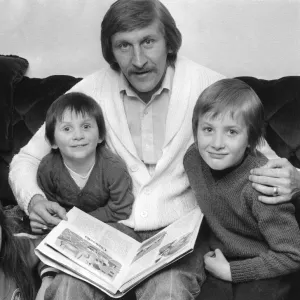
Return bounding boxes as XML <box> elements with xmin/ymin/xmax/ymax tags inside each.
<box><xmin>1</xmin><ymin>54</ymin><xmax>300</xmax><ymax>299</ymax></box>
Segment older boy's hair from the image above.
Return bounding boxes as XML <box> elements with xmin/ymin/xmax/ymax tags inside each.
<box><xmin>192</xmin><ymin>78</ymin><xmax>265</xmax><ymax>153</ymax></box>
<box><xmin>101</xmin><ymin>0</ymin><xmax>182</xmax><ymax>71</ymax></box>
<box><xmin>45</xmin><ymin>92</ymin><xmax>106</xmax><ymax>146</ymax></box>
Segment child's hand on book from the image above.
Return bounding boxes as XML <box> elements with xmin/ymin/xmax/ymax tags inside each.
<box><xmin>204</xmin><ymin>249</ymin><xmax>232</xmax><ymax>282</ymax></box>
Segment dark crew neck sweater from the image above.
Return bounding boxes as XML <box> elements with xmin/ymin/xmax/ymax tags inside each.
<box><xmin>184</xmin><ymin>143</ymin><xmax>300</xmax><ymax>283</ymax></box>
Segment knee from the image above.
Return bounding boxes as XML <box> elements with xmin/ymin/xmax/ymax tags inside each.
<box><xmin>44</xmin><ymin>273</ymin><xmax>106</xmax><ymax>300</ymax></box>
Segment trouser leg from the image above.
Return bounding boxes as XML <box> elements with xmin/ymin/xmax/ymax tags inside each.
<box><xmin>134</xmin><ymin>221</ymin><xmax>210</xmax><ymax>300</ymax></box>
<box><xmin>44</xmin><ymin>273</ymin><xmax>109</xmax><ymax>300</ymax></box>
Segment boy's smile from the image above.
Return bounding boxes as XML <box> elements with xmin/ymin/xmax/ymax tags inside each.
<box><xmin>53</xmin><ymin>109</ymin><xmax>101</xmax><ymax>172</ymax></box>
<box><xmin>197</xmin><ymin>112</ymin><xmax>249</xmax><ymax>170</ymax></box>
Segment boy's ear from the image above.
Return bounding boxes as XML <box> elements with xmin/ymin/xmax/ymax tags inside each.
<box><xmin>98</xmin><ymin>138</ymin><xmax>103</xmax><ymax>144</ymax></box>
<box><xmin>51</xmin><ymin>144</ymin><xmax>58</xmax><ymax>149</ymax></box>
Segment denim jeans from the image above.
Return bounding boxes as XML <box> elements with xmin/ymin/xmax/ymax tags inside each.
<box><xmin>45</xmin><ymin>222</ymin><xmax>208</xmax><ymax>300</ymax></box>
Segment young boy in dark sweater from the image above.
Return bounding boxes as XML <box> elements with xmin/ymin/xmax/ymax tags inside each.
<box><xmin>36</xmin><ymin>92</ymin><xmax>134</xmax><ymax>296</ymax></box>
<box><xmin>183</xmin><ymin>78</ymin><xmax>300</xmax><ymax>300</ymax></box>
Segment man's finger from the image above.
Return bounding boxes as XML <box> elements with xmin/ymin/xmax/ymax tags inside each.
<box><xmin>249</xmin><ymin>175</ymin><xmax>285</xmax><ymax>188</ymax></box>
<box><xmin>257</xmin><ymin>195</ymin><xmax>290</xmax><ymax>204</ymax></box>
<box><xmin>39</xmin><ymin>203</ymin><xmax>67</xmax><ymax>225</ymax></box>
<box><xmin>48</xmin><ymin>202</ymin><xmax>68</xmax><ymax>221</ymax></box>
<box><xmin>250</xmin><ymin>168</ymin><xmax>283</xmax><ymax>179</ymax></box>
<box><xmin>259</xmin><ymin>158</ymin><xmax>289</xmax><ymax>169</ymax></box>
<box><xmin>29</xmin><ymin>212</ymin><xmax>48</xmax><ymax>225</ymax></box>
<box><xmin>252</xmin><ymin>183</ymin><xmax>288</xmax><ymax>196</ymax></box>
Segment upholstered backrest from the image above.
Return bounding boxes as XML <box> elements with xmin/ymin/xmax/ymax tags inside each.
<box><xmin>237</xmin><ymin>76</ymin><xmax>300</xmax><ymax>168</ymax></box>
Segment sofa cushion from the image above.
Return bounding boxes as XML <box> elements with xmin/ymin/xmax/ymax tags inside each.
<box><xmin>14</xmin><ymin>75</ymin><xmax>82</xmax><ymax>134</ymax></box>
<box><xmin>237</xmin><ymin>76</ymin><xmax>300</xmax><ymax>168</ymax></box>
<box><xmin>0</xmin><ymin>55</ymin><xmax>29</xmax><ymax>152</ymax></box>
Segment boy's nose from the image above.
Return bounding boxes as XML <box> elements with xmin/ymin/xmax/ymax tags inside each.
<box><xmin>73</xmin><ymin>128</ymin><xmax>84</xmax><ymax>140</ymax></box>
<box><xmin>211</xmin><ymin>132</ymin><xmax>225</xmax><ymax>149</ymax></box>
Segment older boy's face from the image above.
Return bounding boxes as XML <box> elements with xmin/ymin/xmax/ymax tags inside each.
<box><xmin>197</xmin><ymin>112</ymin><xmax>249</xmax><ymax>170</ymax></box>
<box><xmin>111</xmin><ymin>20</ymin><xmax>169</xmax><ymax>100</ymax></box>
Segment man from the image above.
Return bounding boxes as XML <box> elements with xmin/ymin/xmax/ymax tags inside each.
<box><xmin>9</xmin><ymin>0</ymin><xmax>300</xmax><ymax>299</ymax></box>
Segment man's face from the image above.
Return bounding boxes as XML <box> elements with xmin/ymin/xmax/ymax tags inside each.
<box><xmin>111</xmin><ymin>20</ymin><xmax>169</xmax><ymax>98</ymax></box>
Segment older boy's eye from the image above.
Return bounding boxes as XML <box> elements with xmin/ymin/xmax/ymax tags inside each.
<box><xmin>228</xmin><ymin>129</ymin><xmax>237</xmax><ymax>135</ymax></box>
<box><xmin>203</xmin><ymin>127</ymin><xmax>212</xmax><ymax>133</ymax></box>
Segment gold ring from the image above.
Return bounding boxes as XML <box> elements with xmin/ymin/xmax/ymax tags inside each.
<box><xmin>273</xmin><ymin>186</ymin><xmax>279</xmax><ymax>196</ymax></box>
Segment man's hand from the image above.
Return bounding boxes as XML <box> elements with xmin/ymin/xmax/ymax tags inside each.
<box><xmin>249</xmin><ymin>158</ymin><xmax>300</xmax><ymax>204</ymax></box>
<box><xmin>29</xmin><ymin>194</ymin><xmax>67</xmax><ymax>234</ymax></box>
<box><xmin>204</xmin><ymin>249</ymin><xmax>232</xmax><ymax>282</ymax></box>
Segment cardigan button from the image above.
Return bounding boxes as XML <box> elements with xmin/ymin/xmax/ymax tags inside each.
<box><xmin>141</xmin><ymin>211</ymin><xmax>148</xmax><ymax>218</ymax></box>
<box><xmin>130</xmin><ymin>164</ymin><xmax>139</xmax><ymax>172</ymax></box>
<box><xmin>144</xmin><ymin>188</ymin><xmax>151</xmax><ymax>195</ymax></box>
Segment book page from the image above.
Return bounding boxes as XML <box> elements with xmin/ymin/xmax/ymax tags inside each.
<box><xmin>119</xmin><ymin>207</ymin><xmax>203</xmax><ymax>292</ymax></box>
<box><xmin>35</xmin><ymin>244</ymin><xmax>120</xmax><ymax>296</ymax></box>
<box><xmin>36</xmin><ymin>207</ymin><xmax>141</xmax><ymax>294</ymax></box>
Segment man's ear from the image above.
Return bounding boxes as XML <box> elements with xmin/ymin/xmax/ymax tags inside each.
<box><xmin>51</xmin><ymin>144</ymin><xmax>58</xmax><ymax>149</ymax></box>
<box><xmin>98</xmin><ymin>138</ymin><xmax>104</xmax><ymax>144</ymax></box>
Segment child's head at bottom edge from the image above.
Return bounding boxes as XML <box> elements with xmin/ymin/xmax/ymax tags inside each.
<box><xmin>192</xmin><ymin>78</ymin><xmax>264</xmax><ymax>171</ymax></box>
<box><xmin>45</xmin><ymin>92</ymin><xmax>106</xmax><ymax>163</ymax></box>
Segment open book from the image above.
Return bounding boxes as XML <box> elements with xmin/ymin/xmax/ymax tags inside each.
<box><xmin>35</xmin><ymin>206</ymin><xmax>203</xmax><ymax>298</ymax></box>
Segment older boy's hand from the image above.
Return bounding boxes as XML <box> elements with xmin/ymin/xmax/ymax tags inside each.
<box><xmin>204</xmin><ymin>249</ymin><xmax>232</xmax><ymax>282</ymax></box>
<box><xmin>249</xmin><ymin>158</ymin><xmax>300</xmax><ymax>204</ymax></box>
<box><xmin>29</xmin><ymin>194</ymin><xmax>67</xmax><ymax>234</ymax></box>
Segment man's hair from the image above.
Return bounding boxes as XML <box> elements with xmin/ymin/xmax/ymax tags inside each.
<box><xmin>101</xmin><ymin>0</ymin><xmax>182</xmax><ymax>71</ymax></box>
<box><xmin>192</xmin><ymin>78</ymin><xmax>265</xmax><ymax>154</ymax></box>
<box><xmin>45</xmin><ymin>92</ymin><xmax>106</xmax><ymax>146</ymax></box>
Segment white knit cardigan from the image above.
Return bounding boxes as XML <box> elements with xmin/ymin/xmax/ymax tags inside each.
<box><xmin>9</xmin><ymin>56</ymin><xmax>225</xmax><ymax>230</ymax></box>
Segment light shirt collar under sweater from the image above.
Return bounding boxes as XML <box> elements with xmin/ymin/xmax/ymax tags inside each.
<box><xmin>119</xmin><ymin>66</ymin><xmax>174</xmax><ymax>164</ymax></box>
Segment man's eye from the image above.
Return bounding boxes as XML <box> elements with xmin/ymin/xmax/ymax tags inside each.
<box><xmin>143</xmin><ymin>39</ymin><xmax>154</xmax><ymax>46</ymax></box>
<box><xmin>118</xmin><ymin>42</ymin><xmax>130</xmax><ymax>50</ymax></box>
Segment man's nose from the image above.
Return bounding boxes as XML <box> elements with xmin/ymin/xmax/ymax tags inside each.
<box><xmin>132</xmin><ymin>46</ymin><xmax>147</xmax><ymax>68</ymax></box>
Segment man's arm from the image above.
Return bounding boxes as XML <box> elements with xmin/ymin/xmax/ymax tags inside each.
<box><xmin>250</xmin><ymin>139</ymin><xmax>300</xmax><ymax>203</ymax></box>
<box><xmin>9</xmin><ymin>124</ymin><xmax>67</xmax><ymax>232</ymax></box>
<box><xmin>9</xmin><ymin>124</ymin><xmax>51</xmax><ymax>214</ymax></box>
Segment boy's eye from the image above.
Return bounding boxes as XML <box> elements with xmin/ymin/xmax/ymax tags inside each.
<box><xmin>83</xmin><ymin>124</ymin><xmax>91</xmax><ymax>129</ymax></box>
<box><xmin>203</xmin><ymin>127</ymin><xmax>212</xmax><ymax>133</ymax></box>
<box><xmin>62</xmin><ymin>126</ymin><xmax>71</xmax><ymax>132</ymax></box>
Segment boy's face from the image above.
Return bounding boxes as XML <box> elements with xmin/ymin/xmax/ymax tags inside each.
<box><xmin>111</xmin><ymin>20</ymin><xmax>169</xmax><ymax>100</ymax></box>
<box><xmin>53</xmin><ymin>109</ymin><xmax>101</xmax><ymax>167</ymax></box>
<box><xmin>196</xmin><ymin>111</ymin><xmax>249</xmax><ymax>170</ymax></box>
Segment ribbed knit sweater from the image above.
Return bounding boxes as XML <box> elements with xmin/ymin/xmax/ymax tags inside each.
<box><xmin>183</xmin><ymin>143</ymin><xmax>300</xmax><ymax>283</ymax></box>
